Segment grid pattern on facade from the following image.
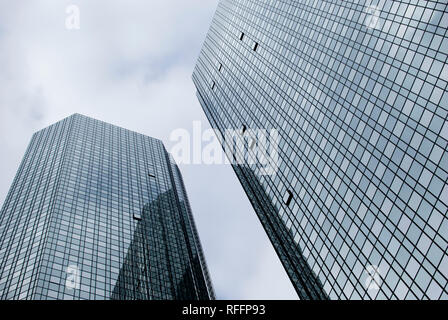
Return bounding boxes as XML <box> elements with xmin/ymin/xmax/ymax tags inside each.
<box><xmin>193</xmin><ymin>0</ymin><xmax>448</xmax><ymax>299</ymax></box>
<box><xmin>0</xmin><ymin>114</ymin><xmax>214</xmax><ymax>300</ymax></box>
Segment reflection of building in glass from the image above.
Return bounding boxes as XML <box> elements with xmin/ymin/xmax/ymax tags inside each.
<box><xmin>193</xmin><ymin>0</ymin><xmax>448</xmax><ymax>299</ymax></box>
<box><xmin>236</xmin><ymin>165</ymin><xmax>328</xmax><ymax>299</ymax></box>
<box><xmin>0</xmin><ymin>114</ymin><xmax>214</xmax><ymax>300</ymax></box>
<box><xmin>112</xmin><ymin>189</ymin><xmax>212</xmax><ymax>300</ymax></box>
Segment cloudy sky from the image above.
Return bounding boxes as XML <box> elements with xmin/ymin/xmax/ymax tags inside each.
<box><xmin>0</xmin><ymin>0</ymin><xmax>297</xmax><ymax>299</ymax></box>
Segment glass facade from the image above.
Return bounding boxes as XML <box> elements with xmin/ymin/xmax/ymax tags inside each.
<box><xmin>193</xmin><ymin>0</ymin><xmax>448</xmax><ymax>299</ymax></box>
<box><xmin>0</xmin><ymin>114</ymin><xmax>214</xmax><ymax>300</ymax></box>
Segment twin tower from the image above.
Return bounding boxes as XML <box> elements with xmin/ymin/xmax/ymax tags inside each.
<box><xmin>1</xmin><ymin>0</ymin><xmax>447</xmax><ymax>300</ymax></box>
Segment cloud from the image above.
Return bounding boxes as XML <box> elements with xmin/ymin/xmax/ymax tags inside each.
<box><xmin>0</xmin><ymin>0</ymin><xmax>297</xmax><ymax>299</ymax></box>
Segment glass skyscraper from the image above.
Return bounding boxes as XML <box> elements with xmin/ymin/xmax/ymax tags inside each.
<box><xmin>0</xmin><ymin>114</ymin><xmax>214</xmax><ymax>300</ymax></box>
<box><xmin>193</xmin><ymin>0</ymin><xmax>448</xmax><ymax>299</ymax></box>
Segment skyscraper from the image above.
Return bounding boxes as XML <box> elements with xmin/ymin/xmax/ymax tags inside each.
<box><xmin>0</xmin><ymin>114</ymin><xmax>214</xmax><ymax>300</ymax></box>
<box><xmin>193</xmin><ymin>0</ymin><xmax>448</xmax><ymax>299</ymax></box>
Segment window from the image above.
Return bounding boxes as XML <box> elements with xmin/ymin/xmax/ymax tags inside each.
<box><xmin>148</xmin><ymin>172</ymin><xmax>155</xmax><ymax>178</ymax></box>
<box><xmin>253</xmin><ymin>42</ymin><xmax>259</xmax><ymax>51</ymax></box>
<box><xmin>239</xmin><ymin>32</ymin><xmax>245</xmax><ymax>40</ymax></box>
<box><xmin>211</xmin><ymin>81</ymin><xmax>215</xmax><ymax>90</ymax></box>
<box><xmin>218</xmin><ymin>63</ymin><xmax>223</xmax><ymax>72</ymax></box>
<box><xmin>283</xmin><ymin>190</ymin><xmax>293</xmax><ymax>206</ymax></box>
<box><xmin>242</xmin><ymin>125</ymin><xmax>247</xmax><ymax>134</ymax></box>
<box><xmin>133</xmin><ymin>212</ymin><xmax>142</xmax><ymax>221</ymax></box>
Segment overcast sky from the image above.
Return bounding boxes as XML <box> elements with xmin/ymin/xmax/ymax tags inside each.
<box><xmin>0</xmin><ymin>0</ymin><xmax>297</xmax><ymax>299</ymax></box>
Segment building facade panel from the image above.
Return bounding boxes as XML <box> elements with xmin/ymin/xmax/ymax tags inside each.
<box><xmin>193</xmin><ymin>0</ymin><xmax>448</xmax><ymax>299</ymax></box>
<box><xmin>0</xmin><ymin>114</ymin><xmax>214</xmax><ymax>300</ymax></box>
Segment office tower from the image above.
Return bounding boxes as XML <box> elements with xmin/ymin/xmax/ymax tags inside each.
<box><xmin>0</xmin><ymin>114</ymin><xmax>214</xmax><ymax>300</ymax></box>
<box><xmin>193</xmin><ymin>0</ymin><xmax>448</xmax><ymax>299</ymax></box>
